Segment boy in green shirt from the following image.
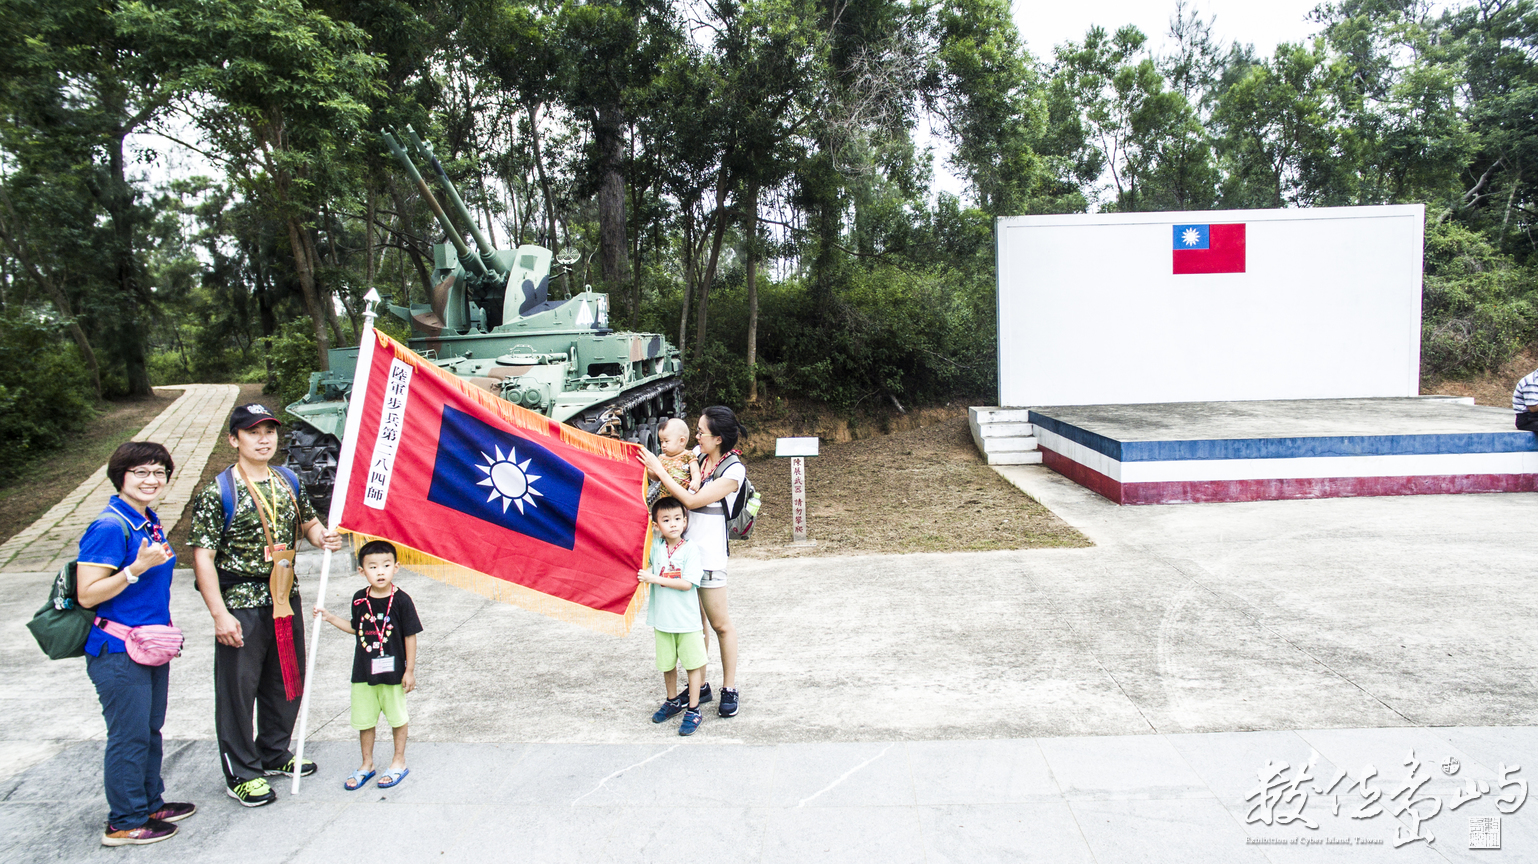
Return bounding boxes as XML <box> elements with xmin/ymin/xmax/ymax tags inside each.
<box><xmin>638</xmin><ymin>497</ymin><xmax>706</xmax><ymax>736</ymax></box>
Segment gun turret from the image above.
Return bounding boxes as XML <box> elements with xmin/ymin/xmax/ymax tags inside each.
<box><xmin>381</xmin><ymin>130</ymin><xmax>488</xmax><ymax>278</ymax></box>
<box><xmin>402</xmin><ymin>126</ymin><xmax>506</xmax><ymax>280</ymax></box>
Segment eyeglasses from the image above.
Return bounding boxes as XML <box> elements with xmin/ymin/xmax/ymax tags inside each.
<box><xmin>128</xmin><ymin>468</ymin><xmax>169</xmax><ymax>480</ymax></box>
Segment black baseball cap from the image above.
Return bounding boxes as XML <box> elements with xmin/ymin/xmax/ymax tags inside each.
<box><xmin>229</xmin><ymin>403</ymin><xmax>284</xmax><ymax>434</ymax></box>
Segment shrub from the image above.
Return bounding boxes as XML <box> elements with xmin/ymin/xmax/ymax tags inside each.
<box><xmin>0</xmin><ymin>314</ymin><xmax>97</xmax><ymax>480</ymax></box>
<box><xmin>1421</xmin><ymin>221</ymin><xmax>1538</xmax><ymax>377</ymax></box>
<box><xmin>267</xmin><ymin>318</ymin><xmax>321</xmax><ymax>415</ymax></box>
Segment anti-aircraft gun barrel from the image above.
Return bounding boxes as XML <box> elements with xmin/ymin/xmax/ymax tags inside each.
<box><xmin>380</xmin><ymin>130</ymin><xmax>488</xmax><ymax>277</ymax></box>
<box><xmin>403</xmin><ymin>126</ymin><xmax>504</xmax><ymax>278</ymax></box>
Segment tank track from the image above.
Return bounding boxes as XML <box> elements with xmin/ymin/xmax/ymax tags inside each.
<box><xmin>570</xmin><ymin>377</ymin><xmax>687</xmax><ymax>454</ymax></box>
<box><xmin>283</xmin><ymin>376</ymin><xmax>686</xmax><ymax>516</ymax></box>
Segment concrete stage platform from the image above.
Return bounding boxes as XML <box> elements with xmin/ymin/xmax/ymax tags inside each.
<box><xmin>1029</xmin><ymin>396</ymin><xmax>1538</xmax><ymax>505</ymax></box>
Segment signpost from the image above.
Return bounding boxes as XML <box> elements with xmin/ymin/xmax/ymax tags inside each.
<box><xmin>775</xmin><ymin>437</ymin><xmax>819</xmax><ymax>546</ymax></box>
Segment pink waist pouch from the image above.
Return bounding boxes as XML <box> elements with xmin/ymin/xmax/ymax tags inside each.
<box><xmin>95</xmin><ymin>617</ymin><xmax>183</xmax><ymax>666</ymax></box>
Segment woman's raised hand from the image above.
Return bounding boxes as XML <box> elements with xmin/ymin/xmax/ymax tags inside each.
<box><xmin>636</xmin><ymin>448</ymin><xmax>663</xmax><ymax>480</ymax></box>
<box><xmin>130</xmin><ymin>538</ymin><xmax>171</xmax><ymax>574</ymax></box>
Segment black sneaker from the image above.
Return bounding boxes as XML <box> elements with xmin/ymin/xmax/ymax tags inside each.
<box><xmin>263</xmin><ymin>757</ymin><xmax>317</xmax><ymax>777</ymax></box>
<box><xmin>102</xmin><ymin>818</ymin><xmax>177</xmax><ymax>846</ymax></box>
<box><xmin>718</xmin><ymin>687</ymin><xmax>739</xmax><ymax>717</ymax></box>
<box><xmin>679</xmin><ymin>707</ymin><xmax>703</xmax><ymax>736</ymax></box>
<box><xmin>226</xmin><ymin>777</ymin><xmax>277</xmax><ymax>807</ymax></box>
<box><xmin>695</xmin><ymin>682</ymin><xmax>713</xmax><ymax>705</ymax></box>
<box><xmin>651</xmin><ymin>694</ymin><xmax>686</xmax><ymax>723</ymax></box>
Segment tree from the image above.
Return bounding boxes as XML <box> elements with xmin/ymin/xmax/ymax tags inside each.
<box><xmin>122</xmin><ymin>0</ymin><xmax>385</xmax><ymax>370</ymax></box>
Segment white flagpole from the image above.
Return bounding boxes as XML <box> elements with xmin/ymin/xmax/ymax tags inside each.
<box><xmin>292</xmin><ymin>288</ymin><xmax>382</xmax><ymax>795</ymax></box>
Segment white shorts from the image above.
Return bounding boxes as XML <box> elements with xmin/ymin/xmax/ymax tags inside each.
<box><xmin>699</xmin><ymin>570</ymin><xmax>727</xmax><ymax>588</ymax></box>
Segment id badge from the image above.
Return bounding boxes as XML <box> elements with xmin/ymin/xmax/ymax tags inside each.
<box><xmin>262</xmin><ymin>543</ymin><xmax>289</xmax><ymax>563</ymax></box>
<box><xmin>661</xmin><ymin>567</ymin><xmax>681</xmax><ymax>579</ymax></box>
<box><xmin>371</xmin><ymin>655</ymin><xmax>396</xmax><ymax>675</ymax></box>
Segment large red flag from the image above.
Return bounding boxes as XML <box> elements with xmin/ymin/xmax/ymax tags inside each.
<box><xmin>333</xmin><ymin>330</ymin><xmax>650</xmax><ymax>634</ymax></box>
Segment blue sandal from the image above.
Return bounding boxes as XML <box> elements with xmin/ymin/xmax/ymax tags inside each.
<box><xmin>344</xmin><ymin>769</ymin><xmax>375</xmax><ymax>791</ymax></box>
<box><xmin>377</xmin><ymin>768</ymin><xmax>409</xmax><ymax>789</ymax></box>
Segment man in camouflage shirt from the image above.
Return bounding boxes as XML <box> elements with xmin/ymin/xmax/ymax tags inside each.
<box><xmin>189</xmin><ymin>404</ymin><xmax>342</xmax><ymax>807</ymax></box>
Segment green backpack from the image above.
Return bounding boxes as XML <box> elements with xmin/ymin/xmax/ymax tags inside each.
<box><xmin>27</xmin><ymin>511</ymin><xmax>130</xmax><ymax>660</ymax></box>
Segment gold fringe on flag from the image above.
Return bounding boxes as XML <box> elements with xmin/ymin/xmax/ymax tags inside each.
<box><xmin>344</xmin><ymin>530</ymin><xmax>647</xmax><ymax>637</ymax></box>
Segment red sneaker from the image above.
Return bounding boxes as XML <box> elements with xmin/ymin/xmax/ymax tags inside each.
<box><xmin>102</xmin><ymin>818</ymin><xmax>178</xmax><ymax>846</ymax></box>
<box><xmin>149</xmin><ymin>802</ymin><xmax>196</xmax><ymax>822</ymax></box>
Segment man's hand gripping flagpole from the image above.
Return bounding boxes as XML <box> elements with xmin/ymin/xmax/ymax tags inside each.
<box><xmin>291</xmin><ymin>288</ymin><xmax>382</xmax><ymax>795</ymax></box>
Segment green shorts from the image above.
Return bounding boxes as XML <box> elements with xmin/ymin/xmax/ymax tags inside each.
<box><xmin>654</xmin><ymin>629</ymin><xmax>707</xmax><ymax>672</ymax></box>
<box><xmin>350</xmin><ymin>682</ymin><xmax>410</xmax><ymax>730</ymax></box>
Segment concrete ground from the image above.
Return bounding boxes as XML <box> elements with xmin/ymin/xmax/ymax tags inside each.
<box><xmin>1</xmin><ymin>463</ymin><xmax>1534</xmax><ymax>860</ymax></box>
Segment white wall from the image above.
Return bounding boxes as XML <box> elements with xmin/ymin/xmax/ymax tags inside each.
<box><xmin>995</xmin><ymin>205</ymin><xmax>1424</xmax><ymax>407</ymax></box>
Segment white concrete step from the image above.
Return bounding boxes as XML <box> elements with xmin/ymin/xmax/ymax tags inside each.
<box><xmin>986</xmin><ymin>450</ymin><xmax>1043</xmax><ymax>465</ymax></box>
<box><xmin>969</xmin><ymin>406</ymin><xmax>1033</xmax><ymax>425</ymax></box>
<box><xmin>973</xmin><ymin>421</ymin><xmax>1034</xmax><ymax>438</ymax></box>
<box><xmin>981</xmin><ymin>436</ymin><xmax>1039</xmax><ymax>453</ymax></box>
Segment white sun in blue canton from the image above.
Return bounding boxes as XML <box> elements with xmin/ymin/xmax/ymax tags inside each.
<box><xmin>1181</xmin><ymin>227</ymin><xmax>1203</xmax><ymax>247</ymax></box>
<box><xmin>476</xmin><ymin>446</ymin><xmax>543</xmax><ymax>514</ymax></box>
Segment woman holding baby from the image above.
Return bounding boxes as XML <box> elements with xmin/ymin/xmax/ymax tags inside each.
<box><xmin>639</xmin><ymin>406</ymin><xmax>746</xmax><ymax>718</ymax></box>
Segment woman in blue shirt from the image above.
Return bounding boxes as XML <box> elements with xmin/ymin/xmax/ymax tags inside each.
<box><xmin>75</xmin><ymin>442</ymin><xmax>196</xmax><ymax>846</ymax></box>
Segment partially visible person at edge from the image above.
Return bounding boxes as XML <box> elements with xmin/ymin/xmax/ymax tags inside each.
<box><xmin>639</xmin><ymin>406</ymin><xmax>745</xmax><ymax>718</ymax></box>
<box><xmin>187</xmin><ymin>404</ymin><xmax>343</xmax><ymax>807</ymax></box>
<box><xmin>76</xmin><ymin>442</ymin><xmax>196</xmax><ymax>846</ymax></box>
<box><xmin>1513</xmin><ymin>367</ymin><xmax>1538</xmax><ymax>432</ymax></box>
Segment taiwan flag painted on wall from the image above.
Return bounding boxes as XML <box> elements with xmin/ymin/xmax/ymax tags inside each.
<box><xmin>332</xmin><ymin>330</ymin><xmax>650</xmax><ymax>634</ymax></box>
<box><xmin>1172</xmin><ymin>223</ymin><xmax>1246</xmax><ymax>274</ymax></box>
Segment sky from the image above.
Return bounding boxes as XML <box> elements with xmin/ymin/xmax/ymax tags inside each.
<box><xmin>1011</xmin><ymin>0</ymin><xmax>1328</xmax><ymax>60</ymax></box>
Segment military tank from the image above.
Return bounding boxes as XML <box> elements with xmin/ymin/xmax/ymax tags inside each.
<box><xmin>283</xmin><ymin>127</ymin><xmax>685</xmax><ymax>512</ymax></box>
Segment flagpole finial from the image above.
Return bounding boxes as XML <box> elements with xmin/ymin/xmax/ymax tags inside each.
<box><xmin>363</xmin><ymin>288</ymin><xmax>382</xmax><ymax>325</ymax></box>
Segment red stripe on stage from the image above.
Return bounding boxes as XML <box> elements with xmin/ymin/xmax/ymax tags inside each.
<box><xmin>1121</xmin><ymin>473</ymin><xmax>1538</xmax><ymax>504</ymax></box>
<box><xmin>1041</xmin><ymin>446</ymin><xmax>1538</xmax><ymax>505</ymax></box>
<box><xmin>1040</xmin><ymin>447</ymin><xmax>1126</xmax><ymax>504</ymax></box>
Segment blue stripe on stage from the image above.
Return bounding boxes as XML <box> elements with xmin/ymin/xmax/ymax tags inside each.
<box><xmin>1028</xmin><ymin>412</ymin><xmax>1538</xmax><ymax>462</ymax></box>
<box><xmin>1029</xmin><ymin>412</ymin><xmax>1125</xmax><ymax>461</ymax></box>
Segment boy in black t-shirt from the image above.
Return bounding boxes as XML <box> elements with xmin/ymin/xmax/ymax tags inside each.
<box><xmin>314</xmin><ymin>540</ymin><xmax>422</xmax><ymax>790</ymax></box>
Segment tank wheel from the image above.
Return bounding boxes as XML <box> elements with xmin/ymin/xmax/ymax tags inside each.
<box><xmin>630</xmin><ymin>418</ymin><xmax>660</xmax><ymax>455</ymax></box>
<box><xmin>283</xmin><ymin>422</ymin><xmax>340</xmax><ymax>516</ymax></box>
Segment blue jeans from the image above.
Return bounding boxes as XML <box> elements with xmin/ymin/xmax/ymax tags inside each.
<box><xmin>86</xmin><ymin>650</ymin><xmax>168</xmax><ymax>829</ymax></box>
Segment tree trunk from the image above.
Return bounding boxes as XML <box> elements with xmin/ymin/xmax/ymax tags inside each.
<box><xmin>365</xmin><ymin>187</ymin><xmax>376</xmax><ymax>292</ymax></box>
<box><xmin>527</xmin><ymin>101</ymin><xmax>565</xmax><ymax>294</ymax></box>
<box><xmin>286</xmin><ymin>216</ymin><xmax>332</xmax><ymax>371</ymax></box>
<box><xmin>305</xmin><ymin>227</ymin><xmax>347</xmax><ymax>345</ymax></box>
<box><xmin>594</xmin><ymin>103</ymin><xmax>632</xmax><ymax>291</ymax></box>
<box><xmin>389</xmin><ymin>184</ymin><xmax>434</xmax><ymax>297</ymax></box>
<box><xmin>694</xmin><ymin>168</ymin><xmax>732</xmax><ymax>362</ymax></box>
<box><xmin>678</xmin><ymin>206</ymin><xmax>695</xmax><ymax>355</ymax></box>
<box><xmin>102</xmin><ymin>127</ymin><xmax>152</xmax><ymax>396</ymax></box>
<box><xmin>743</xmin><ymin>181</ymin><xmax>760</xmax><ymax>402</ymax></box>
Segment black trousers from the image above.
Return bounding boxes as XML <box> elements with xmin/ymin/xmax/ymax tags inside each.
<box><xmin>214</xmin><ymin>602</ymin><xmax>305</xmax><ymax>786</ymax></box>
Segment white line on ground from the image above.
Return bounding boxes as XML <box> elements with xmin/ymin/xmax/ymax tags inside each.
<box><xmin>569</xmin><ymin>744</ymin><xmax>680</xmax><ymax>806</ymax></box>
<box><xmin>796</xmin><ymin>743</ymin><xmax>895</xmax><ymax>808</ymax></box>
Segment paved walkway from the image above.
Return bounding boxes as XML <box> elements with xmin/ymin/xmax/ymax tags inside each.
<box><xmin>0</xmin><ymin>460</ymin><xmax>1534</xmax><ymax>859</ymax></box>
<box><xmin>2</xmin><ymin>726</ymin><xmax>1532</xmax><ymax>862</ymax></box>
<box><xmin>0</xmin><ymin>384</ymin><xmax>237</xmax><ymax>573</ymax></box>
